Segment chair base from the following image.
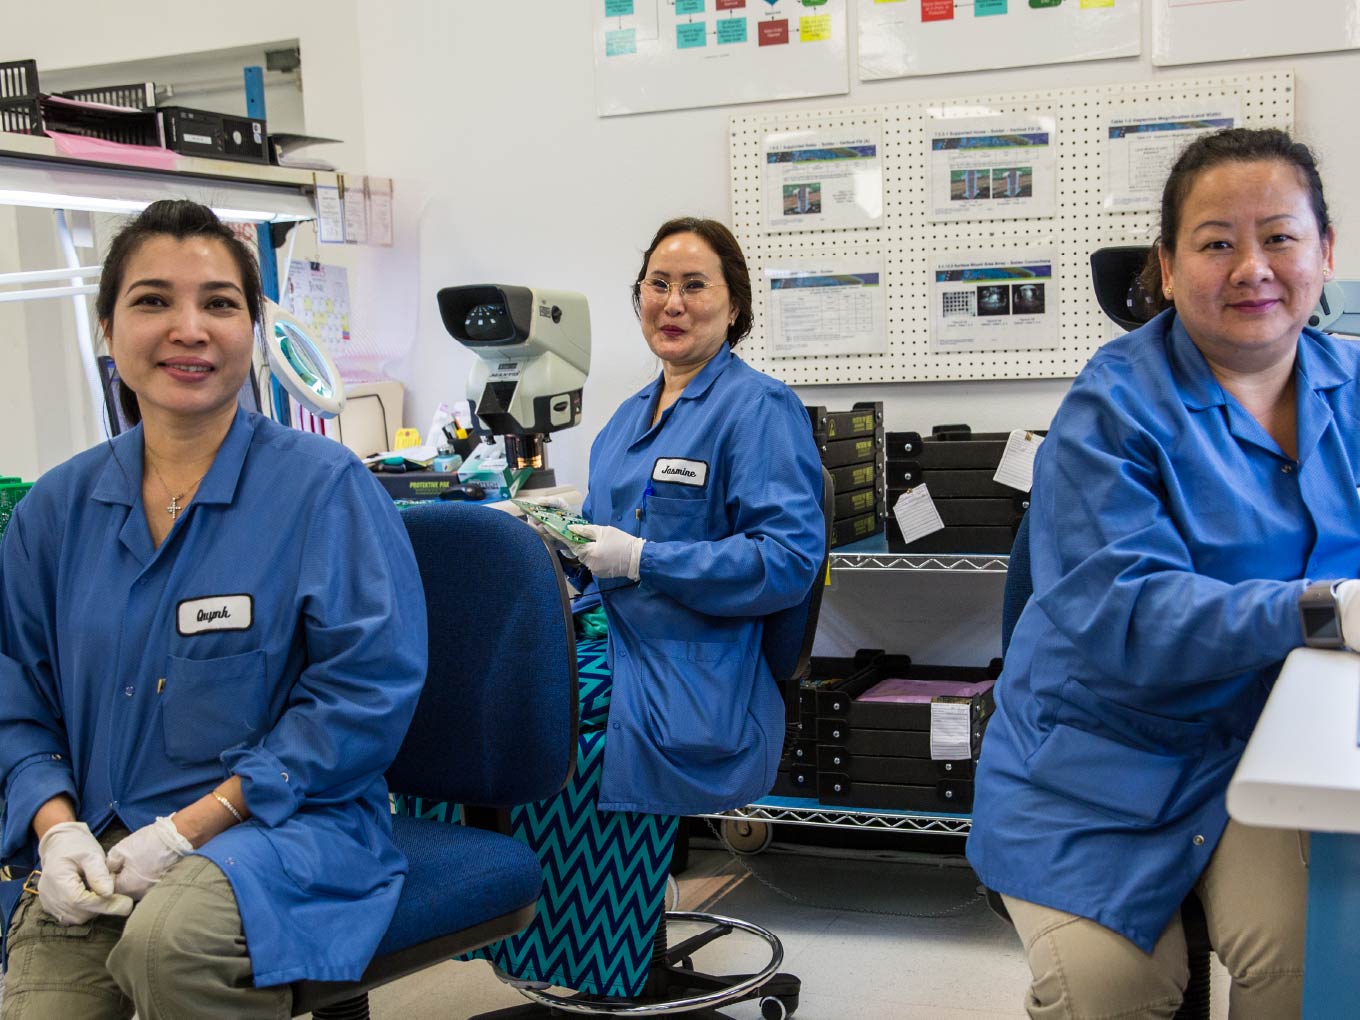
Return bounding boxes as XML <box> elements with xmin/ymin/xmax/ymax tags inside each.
<box><xmin>470</xmin><ymin>911</ymin><xmax>798</xmax><ymax>1018</ymax></box>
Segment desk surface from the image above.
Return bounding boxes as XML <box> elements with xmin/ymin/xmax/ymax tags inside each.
<box><xmin>1227</xmin><ymin>647</ymin><xmax>1360</xmax><ymax>834</ymax></box>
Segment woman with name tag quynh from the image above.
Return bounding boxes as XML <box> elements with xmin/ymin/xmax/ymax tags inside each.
<box><xmin>464</xmin><ymin>216</ymin><xmax>825</xmax><ymax>999</ymax></box>
<box><xmin>0</xmin><ymin>200</ymin><xmax>426</xmax><ymax>1019</ymax></box>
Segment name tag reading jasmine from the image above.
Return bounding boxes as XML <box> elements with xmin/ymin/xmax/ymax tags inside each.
<box><xmin>177</xmin><ymin>594</ymin><xmax>254</xmax><ymax>636</ymax></box>
<box><xmin>652</xmin><ymin>458</ymin><xmax>708</xmax><ymax>488</ymax></box>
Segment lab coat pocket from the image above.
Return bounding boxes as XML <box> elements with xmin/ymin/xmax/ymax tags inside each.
<box><xmin>1026</xmin><ymin>723</ymin><xmax>1191</xmax><ymax>825</ymax></box>
<box><xmin>641</xmin><ymin>638</ymin><xmax>745</xmax><ymax>760</ymax></box>
<box><xmin>643</xmin><ymin>496</ymin><xmax>709</xmax><ymax>543</ymax></box>
<box><xmin>161</xmin><ymin>649</ymin><xmax>270</xmax><ymax>766</ymax></box>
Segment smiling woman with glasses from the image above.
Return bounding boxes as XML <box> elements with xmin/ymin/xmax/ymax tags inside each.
<box><xmin>473</xmin><ymin>216</ymin><xmax>825</xmax><ymax>1002</ymax></box>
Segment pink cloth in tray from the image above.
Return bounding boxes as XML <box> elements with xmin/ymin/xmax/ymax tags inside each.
<box><xmin>48</xmin><ymin>131</ymin><xmax>180</xmax><ymax>171</ymax></box>
<box><xmin>857</xmin><ymin>677</ymin><xmax>995</xmax><ymax>704</ymax></box>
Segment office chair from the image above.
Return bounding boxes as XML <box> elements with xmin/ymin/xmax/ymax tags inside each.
<box><xmin>291</xmin><ymin>501</ymin><xmax>579</xmax><ymax>1019</ymax></box>
<box><xmin>989</xmin><ymin>513</ymin><xmax>1212</xmax><ymax>1020</ymax></box>
<box><xmin>480</xmin><ymin>468</ymin><xmax>833</xmax><ymax>1020</ymax></box>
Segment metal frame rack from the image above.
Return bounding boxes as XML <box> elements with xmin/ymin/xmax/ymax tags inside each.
<box><xmin>700</xmin><ymin>548</ymin><xmax>1008</xmax><ymax>841</ymax></box>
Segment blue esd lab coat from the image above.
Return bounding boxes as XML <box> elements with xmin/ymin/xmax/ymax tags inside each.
<box><xmin>576</xmin><ymin>344</ymin><xmax>824</xmax><ymax>816</ymax></box>
<box><xmin>0</xmin><ymin>408</ymin><xmax>427</xmax><ymax>986</ymax></box>
<box><xmin>967</xmin><ymin>311</ymin><xmax>1360</xmax><ymax>951</ymax></box>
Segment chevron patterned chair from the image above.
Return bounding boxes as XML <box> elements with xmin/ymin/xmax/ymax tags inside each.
<box><xmin>478</xmin><ymin>468</ymin><xmax>833</xmax><ymax>1020</ymax></box>
<box><xmin>290</xmin><ymin>501</ymin><xmax>579</xmax><ymax>1020</ymax></box>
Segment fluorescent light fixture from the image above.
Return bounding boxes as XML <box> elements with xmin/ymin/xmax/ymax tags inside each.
<box><xmin>0</xmin><ymin>156</ymin><xmax>318</xmax><ymax>223</ymax></box>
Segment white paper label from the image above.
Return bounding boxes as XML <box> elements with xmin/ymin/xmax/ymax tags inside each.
<box><xmin>177</xmin><ymin>594</ymin><xmax>253</xmax><ymax>636</ymax></box>
<box><xmin>993</xmin><ymin>429</ymin><xmax>1044</xmax><ymax>493</ymax></box>
<box><xmin>488</xmin><ymin>362</ymin><xmax>521</xmax><ymax>382</ymax></box>
<box><xmin>930</xmin><ymin>701</ymin><xmax>972</xmax><ymax>761</ymax></box>
<box><xmin>892</xmin><ymin>485</ymin><xmax>945</xmax><ymax>545</ymax></box>
<box><xmin>652</xmin><ymin>458</ymin><xmax>708</xmax><ymax>488</ymax></box>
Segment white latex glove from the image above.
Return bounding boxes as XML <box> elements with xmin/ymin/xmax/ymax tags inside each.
<box><xmin>1338</xmin><ymin>580</ymin><xmax>1360</xmax><ymax>650</ymax></box>
<box><xmin>520</xmin><ymin>495</ymin><xmax>581</xmax><ymax>559</ymax></box>
<box><xmin>36</xmin><ymin>821</ymin><xmax>134</xmax><ymax>925</ymax></box>
<box><xmin>569</xmin><ymin>524</ymin><xmax>645</xmax><ymax>581</ymax></box>
<box><xmin>106</xmin><ymin>815</ymin><xmax>193</xmax><ymax>901</ymax></box>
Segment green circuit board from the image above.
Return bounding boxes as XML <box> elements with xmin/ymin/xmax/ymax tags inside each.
<box><xmin>512</xmin><ymin>499</ymin><xmax>593</xmax><ymax>545</ymax></box>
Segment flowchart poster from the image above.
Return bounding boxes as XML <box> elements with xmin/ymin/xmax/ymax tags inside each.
<box><xmin>594</xmin><ymin>0</ymin><xmax>849</xmax><ymax>116</ymax></box>
<box><xmin>858</xmin><ymin>0</ymin><xmax>1140</xmax><ymax>80</ymax></box>
<box><xmin>1153</xmin><ymin>0</ymin><xmax>1360</xmax><ymax>66</ymax></box>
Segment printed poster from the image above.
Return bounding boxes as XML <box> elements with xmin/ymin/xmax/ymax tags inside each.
<box><xmin>765</xmin><ymin>256</ymin><xmax>888</xmax><ymax>357</ymax></box>
<box><xmin>927</xmin><ymin>112</ymin><xmax>1056</xmax><ymax>221</ymax></box>
<box><xmin>1104</xmin><ymin>100</ymin><xmax>1240</xmax><ymax>211</ymax></box>
<box><xmin>764</xmin><ymin>125</ymin><xmax>884</xmax><ymax>232</ymax></box>
<box><xmin>931</xmin><ymin>248</ymin><xmax>1057</xmax><ymax>353</ymax></box>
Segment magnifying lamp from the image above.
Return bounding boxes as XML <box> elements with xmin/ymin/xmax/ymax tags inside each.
<box><xmin>261</xmin><ymin>300</ymin><xmax>346</xmax><ymax>418</ymax></box>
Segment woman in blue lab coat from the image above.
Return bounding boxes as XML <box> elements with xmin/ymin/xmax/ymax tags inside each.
<box><xmin>0</xmin><ymin>200</ymin><xmax>426</xmax><ymax>1018</ymax></box>
<box><xmin>468</xmin><ymin>217</ymin><xmax>824</xmax><ymax>999</ymax></box>
<box><xmin>967</xmin><ymin>128</ymin><xmax>1360</xmax><ymax>1017</ymax></box>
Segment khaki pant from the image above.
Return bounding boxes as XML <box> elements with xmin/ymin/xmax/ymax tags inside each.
<box><xmin>2</xmin><ymin>827</ymin><xmax>290</xmax><ymax>1020</ymax></box>
<box><xmin>1002</xmin><ymin>820</ymin><xmax>1307</xmax><ymax>1019</ymax></box>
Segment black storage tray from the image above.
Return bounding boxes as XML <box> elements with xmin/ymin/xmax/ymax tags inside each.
<box><xmin>887</xmin><ymin>521</ymin><xmax>1016</xmax><ymax>554</ymax></box>
<box><xmin>919</xmin><ymin>468</ymin><xmax>1018</xmax><ymax>499</ymax></box>
<box><xmin>847</xmin><ymin>728</ymin><xmax>932</xmax><ymax>758</ymax></box>
<box><xmin>883</xmin><ymin>461</ymin><xmax>921</xmax><ymax>489</ymax></box>
<box><xmin>38</xmin><ymin>95</ymin><xmax>160</xmax><ymax>146</ymax></box>
<box><xmin>833</xmin><ymin>483</ymin><xmax>886</xmax><ymax>520</ymax></box>
<box><xmin>887</xmin><ymin>494</ymin><xmax>1025</xmax><ymax>527</ymax></box>
<box><xmin>828</xmin><ymin>461</ymin><xmax>877</xmax><ymax>495</ymax></box>
<box><xmin>831</xmin><ymin>512</ymin><xmax>882</xmax><ymax>548</ymax></box>
<box><xmin>0</xmin><ymin>60</ymin><xmax>39</xmax><ymax>101</ymax></box>
<box><xmin>888</xmin><ymin>525</ymin><xmax>1015</xmax><ymax>554</ymax></box>
<box><xmin>805</xmin><ymin>401</ymin><xmax>882</xmax><ymax>441</ymax></box>
<box><xmin>823</xmin><ymin>655</ymin><xmax>1000</xmax><ymax>731</ymax></box>
<box><xmin>817</xmin><ymin>433</ymin><xmax>882</xmax><ymax>469</ymax></box>
<box><xmin>0</xmin><ymin>98</ymin><xmax>42</xmax><ymax>135</ymax></box>
<box><xmin>851</xmin><ymin>755</ymin><xmax>974</xmax><ymax>784</ymax></box>
<box><xmin>817</xmin><ymin>774</ymin><xmax>973</xmax><ymax>811</ymax></box>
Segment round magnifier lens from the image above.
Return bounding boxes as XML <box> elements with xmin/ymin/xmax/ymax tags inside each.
<box><xmin>274</xmin><ymin>320</ymin><xmax>333</xmax><ymax>399</ymax></box>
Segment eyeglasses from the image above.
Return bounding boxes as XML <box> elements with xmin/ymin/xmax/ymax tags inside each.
<box><xmin>637</xmin><ymin>277</ymin><xmax>728</xmax><ymax>303</ymax></box>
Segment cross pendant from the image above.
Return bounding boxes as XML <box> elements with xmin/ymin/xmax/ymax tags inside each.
<box><xmin>167</xmin><ymin>495</ymin><xmax>181</xmax><ymax>520</ymax></box>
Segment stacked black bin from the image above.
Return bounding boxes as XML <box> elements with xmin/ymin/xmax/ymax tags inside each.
<box><xmin>775</xmin><ymin>651</ymin><xmax>1000</xmax><ymax>810</ymax></box>
<box><xmin>885</xmin><ymin>425</ymin><xmax>1038</xmax><ymax>553</ymax></box>
<box><xmin>805</xmin><ymin>401</ymin><xmax>886</xmax><ymax>548</ymax></box>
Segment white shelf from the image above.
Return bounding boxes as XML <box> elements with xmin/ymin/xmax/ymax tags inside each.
<box><xmin>830</xmin><ymin>550</ymin><xmax>1009</xmax><ymax>574</ymax></box>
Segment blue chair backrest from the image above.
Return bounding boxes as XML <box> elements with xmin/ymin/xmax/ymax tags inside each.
<box><xmin>763</xmin><ymin>467</ymin><xmax>834</xmax><ymax>698</ymax></box>
<box><xmin>389</xmin><ymin>502</ymin><xmax>577</xmax><ymax>808</ymax></box>
<box><xmin>1001</xmin><ymin>511</ymin><xmax>1032</xmax><ymax>657</ymax></box>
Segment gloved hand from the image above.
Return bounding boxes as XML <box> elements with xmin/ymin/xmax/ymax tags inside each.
<box><xmin>520</xmin><ymin>495</ymin><xmax>580</xmax><ymax>559</ymax></box>
<box><xmin>36</xmin><ymin>821</ymin><xmax>134</xmax><ymax>925</ymax></box>
<box><xmin>1338</xmin><ymin>580</ymin><xmax>1360</xmax><ymax>649</ymax></box>
<box><xmin>568</xmin><ymin>524</ymin><xmax>645</xmax><ymax>581</ymax></box>
<box><xmin>107</xmin><ymin>815</ymin><xmax>194</xmax><ymax>901</ymax></box>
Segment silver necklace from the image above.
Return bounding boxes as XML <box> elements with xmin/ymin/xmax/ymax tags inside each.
<box><xmin>146</xmin><ymin>458</ymin><xmax>208</xmax><ymax>520</ymax></box>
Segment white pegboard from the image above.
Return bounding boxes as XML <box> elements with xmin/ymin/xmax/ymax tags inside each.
<box><xmin>730</xmin><ymin>71</ymin><xmax>1294</xmax><ymax>385</ymax></box>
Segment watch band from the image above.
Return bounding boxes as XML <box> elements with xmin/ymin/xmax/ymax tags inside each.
<box><xmin>1299</xmin><ymin>579</ymin><xmax>1345</xmax><ymax>649</ymax></box>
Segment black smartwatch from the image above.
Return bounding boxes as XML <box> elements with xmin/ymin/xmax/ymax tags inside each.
<box><xmin>1299</xmin><ymin>579</ymin><xmax>1345</xmax><ymax>649</ymax></box>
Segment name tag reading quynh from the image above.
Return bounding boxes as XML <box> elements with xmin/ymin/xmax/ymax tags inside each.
<box><xmin>651</xmin><ymin>458</ymin><xmax>708</xmax><ymax>488</ymax></box>
<box><xmin>177</xmin><ymin>594</ymin><xmax>254</xmax><ymax>636</ymax></box>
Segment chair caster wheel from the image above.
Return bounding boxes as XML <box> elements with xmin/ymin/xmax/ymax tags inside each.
<box><xmin>760</xmin><ymin>993</ymin><xmax>796</xmax><ymax>1019</ymax></box>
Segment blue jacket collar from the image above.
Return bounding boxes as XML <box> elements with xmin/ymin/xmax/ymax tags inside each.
<box><xmin>1170</xmin><ymin>314</ymin><xmax>1354</xmax><ymax>411</ymax></box>
<box><xmin>91</xmin><ymin>406</ymin><xmax>256</xmax><ymax>508</ymax></box>
<box><xmin>636</xmin><ymin>343</ymin><xmax>737</xmax><ymax>408</ymax></box>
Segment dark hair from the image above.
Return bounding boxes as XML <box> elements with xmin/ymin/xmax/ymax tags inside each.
<box><xmin>631</xmin><ymin>217</ymin><xmax>753</xmax><ymax>348</ymax></box>
<box><xmin>97</xmin><ymin>199</ymin><xmax>265</xmax><ymax>426</ymax></box>
<box><xmin>1137</xmin><ymin>127</ymin><xmax>1331</xmax><ymax>313</ymax></box>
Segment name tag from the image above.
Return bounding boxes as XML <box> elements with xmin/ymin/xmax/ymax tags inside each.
<box><xmin>652</xmin><ymin>457</ymin><xmax>708</xmax><ymax>488</ymax></box>
<box><xmin>177</xmin><ymin>594</ymin><xmax>253</xmax><ymax>636</ymax></box>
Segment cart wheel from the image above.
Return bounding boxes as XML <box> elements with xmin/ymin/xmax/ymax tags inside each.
<box><xmin>760</xmin><ymin>993</ymin><xmax>796</xmax><ymax>1019</ymax></box>
<box><xmin>720</xmin><ymin>819</ymin><xmax>773</xmax><ymax>855</ymax></box>
<box><xmin>665</xmin><ymin>874</ymin><xmax>680</xmax><ymax>911</ymax></box>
